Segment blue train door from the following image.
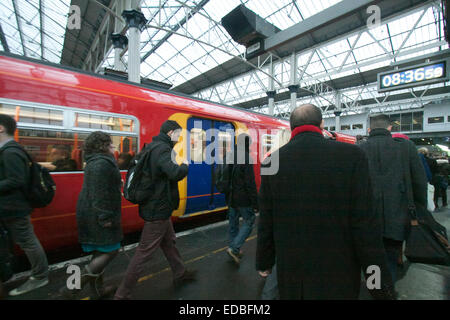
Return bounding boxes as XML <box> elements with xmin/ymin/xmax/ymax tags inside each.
<box><xmin>185</xmin><ymin>117</ymin><xmax>234</xmax><ymax>216</ymax></box>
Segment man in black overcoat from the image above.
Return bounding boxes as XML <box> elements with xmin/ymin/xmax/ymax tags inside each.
<box><xmin>359</xmin><ymin>114</ymin><xmax>427</xmax><ymax>283</ymax></box>
<box><xmin>256</xmin><ymin>104</ymin><xmax>394</xmax><ymax>300</ymax></box>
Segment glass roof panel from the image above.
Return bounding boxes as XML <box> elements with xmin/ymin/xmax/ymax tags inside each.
<box><xmin>0</xmin><ymin>0</ymin><xmax>70</xmax><ymax>62</ymax></box>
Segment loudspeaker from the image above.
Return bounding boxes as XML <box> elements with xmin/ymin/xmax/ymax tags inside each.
<box><xmin>221</xmin><ymin>4</ymin><xmax>280</xmax><ymax>46</ymax></box>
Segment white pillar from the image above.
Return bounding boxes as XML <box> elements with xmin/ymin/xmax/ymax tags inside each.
<box><xmin>334</xmin><ymin>91</ymin><xmax>342</xmax><ymax>131</ymax></box>
<box><xmin>128</xmin><ymin>26</ymin><xmax>140</xmax><ymax>83</ymax></box>
<box><xmin>122</xmin><ymin>9</ymin><xmax>147</xmax><ymax>84</ymax></box>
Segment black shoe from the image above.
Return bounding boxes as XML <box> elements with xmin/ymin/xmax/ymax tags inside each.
<box><xmin>173</xmin><ymin>269</ymin><xmax>197</xmax><ymax>287</ymax></box>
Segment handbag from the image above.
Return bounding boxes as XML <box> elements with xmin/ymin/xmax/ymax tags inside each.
<box><xmin>426</xmin><ymin>183</ymin><xmax>435</xmax><ymax>212</ymax></box>
<box><xmin>401</xmin><ymin>148</ymin><xmax>450</xmax><ymax>266</ymax></box>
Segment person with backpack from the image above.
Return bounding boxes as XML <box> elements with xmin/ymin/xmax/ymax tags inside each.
<box><xmin>0</xmin><ymin>114</ymin><xmax>49</xmax><ymax>296</ymax></box>
<box><xmin>61</xmin><ymin>131</ymin><xmax>123</xmax><ymax>299</ymax></box>
<box><xmin>114</xmin><ymin>120</ymin><xmax>196</xmax><ymax>300</ymax></box>
<box><xmin>223</xmin><ymin>133</ymin><xmax>258</xmax><ymax>266</ymax></box>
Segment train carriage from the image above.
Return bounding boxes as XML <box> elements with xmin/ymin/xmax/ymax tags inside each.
<box><xmin>0</xmin><ymin>52</ymin><xmax>354</xmax><ymax>253</ymax></box>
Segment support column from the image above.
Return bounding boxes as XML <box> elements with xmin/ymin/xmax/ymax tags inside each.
<box><xmin>289</xmin><ymin>52</ymin><xmax>298</xmax><ymax>111</ymax></box>
<box><xmin>266</xmin><ymin>90</ymin><xmax>276</xmax><ymax>116</ymax></box>
<box><xmin>334</xmin><ymin>91</ymin><xmax>342</xmax><ymax>132</ymax></box>
<box><xmin>288</xmin><ymin>85</ymin><xmax>299</xmax><ymax>111</ymax></box>
<box><xmin>267</xmin><ymin>56</ymin><xmax>275</xmax><ymax>116</ymax></box>
<box><xmin>122</xmin><ymin>9</ymin><xmax>147</xmax><ymax>83</ymax></box>
<box><xmin>110</xmin><ymin>34</ymin><xmax>127</xmax><ymax>71</ymax></box>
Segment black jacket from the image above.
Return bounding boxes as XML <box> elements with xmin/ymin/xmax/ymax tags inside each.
<box><xmin>0</xmin><ymin>140</ymin><xmax>32</xmax><ymax>218</ymax></box>
<box><xmin>256</xmin><ymin>131</ymin><xmax>394</xmax><ymax>300</ymax></box>
<box><xmin>359</xmin><ymin>129</ymin><xmax>427</xmax><ymax>241</ymax></box>
<box><xmin>230</xmin><ymin>145</ymin><xmax>258</xmax><ymax>210</ymax></box>
<box><xmin>76</xmin><ymin>153</ymin><xmax>123</xmax><ymax>246</ymax></box>
<box><xmin>139</xmin><ymin>133</ymin><xmax>188</xmax><ymax>221</ymax></box>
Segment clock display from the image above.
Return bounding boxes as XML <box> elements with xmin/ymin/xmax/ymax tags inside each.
<box><xmin>378</xmin><ymin>60</ymin><xmax>448</xmax><ymax>92</ymax></box>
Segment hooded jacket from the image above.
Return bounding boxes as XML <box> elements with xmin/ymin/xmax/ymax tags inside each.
<box><xmin>0</xmin><ymin>140</ymin><xmax>32</xmax><ymax>218</ymax></box>
<box><xmin>138</xmin><ymin>132</ymin><xmax>188</xmax><ymax>221</ymax></box>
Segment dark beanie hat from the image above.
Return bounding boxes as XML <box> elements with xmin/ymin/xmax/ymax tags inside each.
<box><xmin>160</xmin><ymin>120</ymin><xmax>182</xmax><ymax>134</ymax></box>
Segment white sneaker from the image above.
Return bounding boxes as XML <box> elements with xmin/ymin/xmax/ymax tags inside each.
<box><xmin>9</xmin><ymin>276</ymin><xmax>49</xmax><ymax>296</ymax></box>
<box><xmin>227</xmin><ymin>248</ymin><xmax>240</xmax><ymax>265</ymax></box>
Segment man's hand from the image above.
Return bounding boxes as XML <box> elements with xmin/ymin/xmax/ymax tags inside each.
<box><xmin>258</xmin><ymin>270</ymin><xmax>271</xmax><ymax>278</ymax></box>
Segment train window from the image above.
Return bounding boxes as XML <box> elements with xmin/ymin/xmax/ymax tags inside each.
<box><xmin>0</xmin><ymin>103</ymin><xmax>63</xmax><ymax>126</ymax></box>
<box><xmin>428</xmin><ymin>116</ymin><xmax>444</xmax><ymax>124</ymax></box>
<box><xmin>340</xmin><ymin>125</ymin><xmax>351</xmax><ymax>130</ymax></box>
<box><xmin>218</xmin><ymin>131</ymin><xmax>232</xmax><ymax>159</ymax></box>
<box><xmin>16</xmin><ymin>128</ymin><xmax>137</xmax><ymax>172</ymax></box>
<box><xmin>262</xmin><ymin>134</ymin><xmax>275</xmax><ymax>155</ymax></box>
<box><xmin>190</xmin><ymin>128</ymin><xmax>206</xmax><ymax>163</ymax></box>
<box><xmin>75</xmin><ymin>112</ymin><xmax>135</xmax><ymax>132</ymax></box>
<box><xmin>329</xmin><ymin>126</ymin><xmax>336</xmax><ymax>131</ymax></box>
<box><xmin>352</xmin><ymin>124</ymin><xmax>363</xmax><ymax>130</ymax></box>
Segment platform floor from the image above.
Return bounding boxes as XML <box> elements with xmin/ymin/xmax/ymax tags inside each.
<box><xmin>4</xmin><ymin>205</ymin><xmax>450</xmax><ymax>300</ymax></box>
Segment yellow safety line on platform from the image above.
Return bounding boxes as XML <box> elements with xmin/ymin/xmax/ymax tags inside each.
<box><xmin>80</xmin><ymin>235</ymin><xmax>257</xmax><ymax>300</ymax></box>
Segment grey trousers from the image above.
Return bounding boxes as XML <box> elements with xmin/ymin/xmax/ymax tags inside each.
<box><xmin>0</xmin><ymin>215</ymin><xmax>49</xmax><ymax>279</ymax></box>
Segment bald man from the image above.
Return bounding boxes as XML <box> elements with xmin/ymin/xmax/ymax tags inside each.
<box><xmin>256</xmin><ymin>104</ymin><xmax>395</xmax><ymax>300</ymax></box>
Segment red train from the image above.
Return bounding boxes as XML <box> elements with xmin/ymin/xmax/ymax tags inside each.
<box><xmin>0</xmin><ymin>53</ymin><xmax>355</xmax><ymax>253</ymax></box>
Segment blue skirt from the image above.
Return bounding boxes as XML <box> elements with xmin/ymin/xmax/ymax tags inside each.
<box><xmin>81</xmin><ymin>242</ymin><xmax>121</xmax><ymax>253</ymax></box>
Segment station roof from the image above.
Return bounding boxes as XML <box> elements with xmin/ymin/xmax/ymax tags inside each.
<box><xmin>0</xmin><ymin>0</ymin><xmax>448</xmax><ymax>114</ymax></box>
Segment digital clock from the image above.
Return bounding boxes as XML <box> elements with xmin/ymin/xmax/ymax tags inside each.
<box><xmin>377</xmin><ymin>60</ymin><xmax>449</xmax><ymax>93</ymax></box>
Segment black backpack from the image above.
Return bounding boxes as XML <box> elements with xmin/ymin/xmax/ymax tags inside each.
<box><xmin>1</xmin><ymin>145</ymin><xmax>56</xmax><ymax>208</ymax></box>
<box><xmin>124</xmin><ymin>142</ymin><xmax>159</xmax><ymax>204</ymax></box>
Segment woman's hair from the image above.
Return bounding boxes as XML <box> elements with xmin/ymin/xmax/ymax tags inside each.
<box><xmin>83</xmin><ymin>131</ymin><xmax>112</xmax><ymax>155</ymax></box>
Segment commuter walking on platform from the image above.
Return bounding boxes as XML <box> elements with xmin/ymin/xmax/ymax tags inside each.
<box><xmin>225</xmin><ymin>133</ymin><xmax>258</xmax><ymax>265</ymax></box>
<box><xmin>434</xmin><ymin>164</ymin><xmax>448</xmax><ymax>209</ymax></box>
<box><xmin>114</xmin><ymin>120</ymin><xmax>196</xmax><ymax>300</ymax></box>
<box><xmin>256</xmin><ymin>104</ymin><xmax>395</xmax><ymax>300</ymax></box>
<box><xmin>0</xmin><ymin>115</ymin><xmax>49</xmax><ymax>296</ymax></box>
<box><xmin>62</xmin><ymin>131</ymin><xmax>123</xmax><ymax>299</ymax></box>
<box><xmin>359</xmin><ymin>114</ymin><xmax>427</xmax><ymax>283</ymax></box>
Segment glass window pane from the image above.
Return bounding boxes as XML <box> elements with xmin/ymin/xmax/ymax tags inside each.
<box><xmin>413</xmin><ymin>112</ymin><xmax>423</xmax><ymax>131</ymax></box>
<box><xmin>390</xmin><ymin>114</ymin><xmax>400</xmax><ymax>132</ymax></box>
<box><xmin>352</xmin><ymin>124</ymin><xmax>363</xmax><ymax>129</ymax></box>
<box><xmin>341</xmin><ymin>125</ymin><xmax>351</xmax><ymax>130</ymax></box>
<box><xmin>190</xmin><ymin>128</ymin><xmax>205</xmax><ymax>163</ymax></box>
<box><xmin>0</xmin><ymin>103</ymin><xmax>63</xmax><ymax>126</ymax></box>
<box><xmin>401</xmin><ymin>113</ymin><xmax>412</xmax><ymax>131</ymax></box>
<box><xmin>428</xmin><ymin>116</ymin><xmax>444</xmax><ymax>124</ymax></box>
<box><xmin>75</xmin><ymin>113</ymin><xmax>134</xmax><ymax>132</ymax></box>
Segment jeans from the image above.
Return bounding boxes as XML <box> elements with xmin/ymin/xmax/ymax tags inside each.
<box><xmin>261</xmin><ymin>264</ymin><xmax>279</xmax><ymax>300</ymax></box>
<box><xmin>0</xmin><ymin>215</ymin><xmax>49</xmax><ymax>279</ymax></box>
<box><xmin>228</xmin><ymin>207</ymin><xmax>255</xmax><ymax>254</ymax></box>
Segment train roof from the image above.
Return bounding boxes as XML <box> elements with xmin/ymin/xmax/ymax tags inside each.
<box><xmin>0</xmin><ymin>52</ymin><xmax>289</xmax><ymax>129</ymax></box>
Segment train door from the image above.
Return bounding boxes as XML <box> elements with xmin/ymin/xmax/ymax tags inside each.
<box><xmin>185</xmin><ymin>117</ymin><xmax>234</xmax><ymax>216</ymax></box>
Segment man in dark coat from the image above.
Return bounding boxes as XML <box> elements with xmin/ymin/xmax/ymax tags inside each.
<box><xmin>256</xmin><ymin>104</ymin><xmax>394</xmax><ymax>300</ymax></box>
<box><xmin>114</xmin><ymin>120</ymin><xmax>196</xmax><ymax>300</ymax></box>
<box><xmin>359</xmin><ymin>114</ymin><xmax>427</xmax><ymax>283</ymax></box>
<box><xmin>0</xmin><ymin>114</ymin><xmax>49</xmax><ymax>296</ymax></box>
<box><xmin>226</xmin><ymin>133</ymin><xmax>259</xmax><ymax>265</ymax></box>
